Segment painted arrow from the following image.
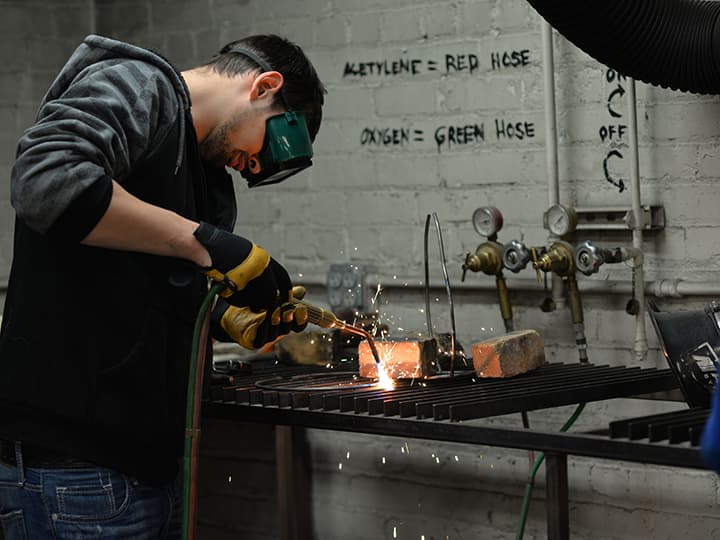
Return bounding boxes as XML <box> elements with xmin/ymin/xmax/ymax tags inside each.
<box><xmin>603</xmin><ymin>149</ymin><xmax>626</xmax><ymax>192</ymax></box>
<box><xmin>607</xmin><ymin>84</ymin><xmax>626</xmax><ymax>118</ymax></box>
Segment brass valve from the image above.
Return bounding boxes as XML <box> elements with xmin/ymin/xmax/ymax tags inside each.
<box><xmin>462</xmin><ymin>241</ymin><xmax>503</xmax><ymax>281</ymax></box>
<box><xmin>532</xmin><ymin>241</ymin><xmax>574</xmax><ymax>277</ymax></box>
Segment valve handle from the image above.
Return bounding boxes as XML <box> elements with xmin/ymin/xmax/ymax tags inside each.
<box><xmin>501</xmin><ymin>239</ymin><xmax>530</xmax><ymax>273</ymax></box>
<box><xmin>531</xmin><ymin>247</ymin><xmax>542</xmax><ymax>284</ymax></box>
<box><xmin>461</xmin><ymin>252</ymin><xmax>471</xmax><ymax>282</ymax></box>
<box><xmin>574</xmin><ymin>241</ymin><xmax>603</xmax><ymax>275</ymax></box>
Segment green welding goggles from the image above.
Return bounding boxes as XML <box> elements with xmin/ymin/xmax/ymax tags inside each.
<box><xmin>229</xmin><ymin>47</ymin><xmax>314</xmax><ymax>188</ymax></box>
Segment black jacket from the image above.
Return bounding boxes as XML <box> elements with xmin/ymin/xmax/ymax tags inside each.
<box><xmin>0</xmin><ymin>36</ymin><xmax>236</xmax><ymax>485</ymax></box>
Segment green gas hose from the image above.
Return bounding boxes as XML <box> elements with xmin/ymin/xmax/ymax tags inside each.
<box><xmin>516</xmin><ymin>402</ymin><xmax>586</xmax><ymax>540</ymax></box>
<box><xmin>183</xmin><ymin>282</ymin><xmax>223</xmax><ymax>540</ymax></box>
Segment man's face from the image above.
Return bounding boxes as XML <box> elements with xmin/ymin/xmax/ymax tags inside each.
<box><xmin>199</xmin><ymin>104</ymin><xmax>279</xmax><ymax>173</ymax></box>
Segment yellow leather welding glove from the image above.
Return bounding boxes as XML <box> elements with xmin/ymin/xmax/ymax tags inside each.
<box><xmin>194</xmin><ymin>222</ymin><xmax>291</xmax><ymax>313</ymax></box>
<box><xmin>290</xmin><ymin>285</ymin><xmax>308</xmax><ymax>333</ymax></box>
<box><xmin>212</xmin><ymin>287</ymin><xmax>308</xmax><ymax>349</ymax></box>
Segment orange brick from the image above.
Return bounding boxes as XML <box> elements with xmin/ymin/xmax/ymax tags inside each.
<box><xmin>471</xmin><ymin>330</ymin><xmax>545</xmax><ymax>378</ymax></box>
<box><xmin>359</xmin><ymin>338</ymin><xmax>438</xmax><ymax>379</ymax></box>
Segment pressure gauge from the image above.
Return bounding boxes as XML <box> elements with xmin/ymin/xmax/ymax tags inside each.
<box><xmin>472</xmin><ymin>206</ymin><xmax>504</xmax><ymax>237</ymax></box>
<box><xmin>543</xmin><ymin>204</ymin><xmax>578</xmax><ymax>236</ymax></box>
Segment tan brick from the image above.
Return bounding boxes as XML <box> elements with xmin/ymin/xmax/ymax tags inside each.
<box><xmin>471</xmin><ymin>330</ymin><xmax>545</xmax><ymax>378</ymax></box>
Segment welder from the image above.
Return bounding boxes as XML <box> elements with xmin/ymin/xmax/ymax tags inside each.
<box><xmin>526</xmin><ymin>0</ymin><xmax>720</xmax><ymax>474</ymax></box>
<box><xmin>0</xmin><ymin>34</ymin><xmax>325</xmax><ymax>538</ymax></box>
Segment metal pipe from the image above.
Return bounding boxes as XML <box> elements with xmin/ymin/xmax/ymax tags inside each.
<box><xmin>542</xmin><ymin>21</ymin><xmax>560</xmax><ymax>207</ymax></box>
<box><xmin>627</xmin><ymin>78</ymin><xmax>648</xmax><ymax>361</ymax></box>
<box><xmin>496</xmin><ymin>275</ymin><xmax>514</xmax><ymax>332</ymax></box>
<box><xmin>541</xmin><ymin>21</ymin><xmax>566</xmax><ymax>311</ymax></box>
<box><xmin>565</xmin><ymin>275</ymin><xmax>588</xmax><ymax>363</ymax></box>
<box><xmin>296</xmin><ymin>273</ymin><xmax>720</xmax><ymax>298</ymax></box>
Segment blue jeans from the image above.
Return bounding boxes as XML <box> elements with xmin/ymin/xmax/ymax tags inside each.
<box><xmin>0</xmin><ymin>443</ymin><xmax>181</xmax><ymax>539</ymax></box>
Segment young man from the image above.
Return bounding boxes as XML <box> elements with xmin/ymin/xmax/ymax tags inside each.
<box><xmin>0</xmin><ymin>34</ymin><xmax>325</xmax><ymax>538</ymax></box>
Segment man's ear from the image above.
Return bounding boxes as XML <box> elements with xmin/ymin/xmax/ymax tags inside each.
<box><xmin>249</xmin><ymin>71</ymin><xmax>284</xmax><ymax>102</ymax></box>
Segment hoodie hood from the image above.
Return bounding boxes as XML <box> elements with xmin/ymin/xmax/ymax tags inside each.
<box><xmin>44</xmin><ymin>34</ymin><xmax>191</xmax><ymax>174</ymax></box>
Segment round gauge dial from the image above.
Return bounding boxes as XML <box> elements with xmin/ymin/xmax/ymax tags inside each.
<box><xmin>544</xmin><ymin>204</ymin><xmax>578</xmax><ymax>236</ymax></box>
<box><xmin>472</xmin><ymin>206</ymin><xmax>503</xmax><ymax>237</ymax></box>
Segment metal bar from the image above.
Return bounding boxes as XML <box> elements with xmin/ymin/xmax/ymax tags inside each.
<box><xmin>235</xmin><ymin>387</ymin><xmax>252</xmax><ymax>403</ymax></box>
<box><xmin>545</xmin><ymin>453</ymin><xmax>569</xmax><ymax>540</ymax></box>
<box><xmin>383</xmin><ymin>363</ymin><xmax>582</xmax><ymax>417</ymax></box>
<box><xmin>276</xmin><ymin>426</ymin><xmax>312</xmax><ymax>540</ymax></box>
<box><xmin>291</xmin><ymin>392</ymin><xmax>310</xmax><ymax>408</ymax></box>
<box><xmin>414</xmin><ymin>365</ymin><xmax>638</xmax><ymax>419</ymax></box>
<box><xmin>204</xmin><ymin>403</ymin><xmax>706</xmax><ymax>469</ymax></box>
<box><xmin>439</xmin><ymin>367</ymin><xmax>642</xmax><ymax>415</ymax></box>
<box><xmin>444</xmin><ymin>371</ymin><xmax>676</xmax><ymax>421</ymax></box>
<box><xmin>668</xmin><ymin>418</ymin><xmax>708</xmax><ymax>444</ymax></box>
<box><xmin>609</xmin><ymin>409</ymin><xmax>706</xmax><ymax>439</ymax></box>
<box><xmin>612</xmin><ymin>409</ymin><xmax>709</xmax><ymax>441</ymax></box>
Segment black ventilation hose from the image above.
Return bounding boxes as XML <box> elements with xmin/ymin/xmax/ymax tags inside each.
<box><xmin>527</xmin><ymin>0</ymin><xmax>720</xmax><ymax>94</ymax></box>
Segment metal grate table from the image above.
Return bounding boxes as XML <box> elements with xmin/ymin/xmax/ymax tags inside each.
<box><xmin>204</xmin><ymin>360</ymin><xmax>707</xmax><ymax>540</ymax></box>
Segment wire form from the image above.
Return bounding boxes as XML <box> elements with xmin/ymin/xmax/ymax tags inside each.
<box><xmin>424</xmin><ymin>213</ymin><xmax>458</xmax><ymax>376</ymax></box>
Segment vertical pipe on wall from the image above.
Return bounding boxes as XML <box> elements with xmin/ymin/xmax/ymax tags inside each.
<box><xmin>542</xmin><ymin>21</ymin><xmax>560</xmax><ymax>206</ymax></box>
<box><xmin>627</xmin><ymin>79</ymin><xmax>648</xmax><ymax>361</ymax></box>
<box><xmin>541</xmin><ymin>21</ymin><xmax>565</xmax><ymax>309</ymax></box>
<box><xmin>88</xmin><ymin>0</ymin><xmax>96</xmax><ymax>34</ymax></box>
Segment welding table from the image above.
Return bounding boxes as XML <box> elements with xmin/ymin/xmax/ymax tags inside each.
<box><xmin>203</xmin><ymin>360</ymin><xmax>708</xmax><ymax>540</ymax></box>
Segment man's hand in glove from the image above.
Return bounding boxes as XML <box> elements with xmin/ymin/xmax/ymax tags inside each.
<box><xmin>212</xmin><ymin>287</ymin><xmax>309</xmax><ymax>349</ymax></box>
<box><xmin>193</xmin><ymin>222</ymin><xmax>289</xmax><ymax>310</ymax></box>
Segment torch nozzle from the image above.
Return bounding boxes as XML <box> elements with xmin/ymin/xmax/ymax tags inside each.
<box><xmin>293</xmin><ymin>300</ymin><xmax>382</xmax><ymax>365</ymax></box>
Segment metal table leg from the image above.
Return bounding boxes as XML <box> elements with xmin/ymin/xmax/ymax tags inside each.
<box><xmin>276</xmin><ymin>425</ymin><xmax>312</xmax><ymax>540</ymax></box>
<box><xmin>545</xmin><ymin>452</ymin><xmax>569</xmax><ymax>540</ymax></box>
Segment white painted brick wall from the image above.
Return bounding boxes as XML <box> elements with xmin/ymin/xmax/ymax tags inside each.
<box><xmin>4</xmin><ymin>0</ymin><xmax>720</xmax><ymax>538</ymax></box>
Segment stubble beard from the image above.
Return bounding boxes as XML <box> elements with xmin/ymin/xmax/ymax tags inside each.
<box><xmin>199</xmin><ymin>120</ymin><xmax>232</xmax><ymax>169</ymax></box>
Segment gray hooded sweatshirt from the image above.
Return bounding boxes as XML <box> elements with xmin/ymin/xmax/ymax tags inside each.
<box><xmin>11</xmin><ymin>34</ymin><xmax>191</xmax><ymax>238</ymax></box>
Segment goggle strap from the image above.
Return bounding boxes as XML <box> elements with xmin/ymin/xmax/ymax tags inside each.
<box><xmin>227</xmin><ymin>46</ymin><xmax>291</xmax><ymax>111</ymax></box>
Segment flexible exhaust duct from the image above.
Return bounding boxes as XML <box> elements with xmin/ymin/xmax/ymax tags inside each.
<box><xmin>527</xmin><ymin>0</ymin><xmax>720</xmax><ymax>94</ymax></box>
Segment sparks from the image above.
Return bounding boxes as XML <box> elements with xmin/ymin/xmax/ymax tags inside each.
<box><xmin>346</xmin><ymin>451</ymin><xmax>350</xmax><ymax>459</ymax></box>
<box><xmin>372</xmin><ymin>283</ymin><xmax>383</xmax><ymax>304</ymax></box>
<box><xmin>382</xmin><ymin>456</ymin><xmax>386</xmax><ymax>464</ymax></box>
<box><xmin>393</xmin><ymin>527</ymin><xmax>397</xmax><ymax>538</ymax></box>
<box><xmin>376</xmin><ymin>362</ymin><xmax>395</xmax><ymax>390</ymax></box>
<box><xmin>338</xmin><ymin>463</ymin><xmax>343</xmax><ymax>470</ymax></box>
<box><xmin>228</xmin><ymin>475</ymin><xmax>232</xmax><ymax>483</ymax></box>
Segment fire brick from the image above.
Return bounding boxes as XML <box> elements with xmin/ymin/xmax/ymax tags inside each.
<box><xmin>358</xmin><ymin>338</ymin><xmax>438</xmax><ymax>379</ymax></box>
<box><xmin>471</xmin><ymin>330</ymin><xmax>545</xmax><ymax>378</ymax></box>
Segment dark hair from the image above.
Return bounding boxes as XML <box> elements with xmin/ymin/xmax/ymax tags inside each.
<box><xmin>204</xmin><ymin>35</ymin><xmax>326</xmax><ymax>142</ymax></box>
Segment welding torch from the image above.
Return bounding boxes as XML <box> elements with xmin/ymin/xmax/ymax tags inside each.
<box><xmin>290</xmin><ymin>288</ymin><xmax>381</xmax><ymax>365</ymax></box>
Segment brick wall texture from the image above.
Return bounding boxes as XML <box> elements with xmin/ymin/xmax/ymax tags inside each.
<box><xmin>2</xmin><ymin>0</ymin><xmax>720</xmax><ymax>538</ymax></box>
